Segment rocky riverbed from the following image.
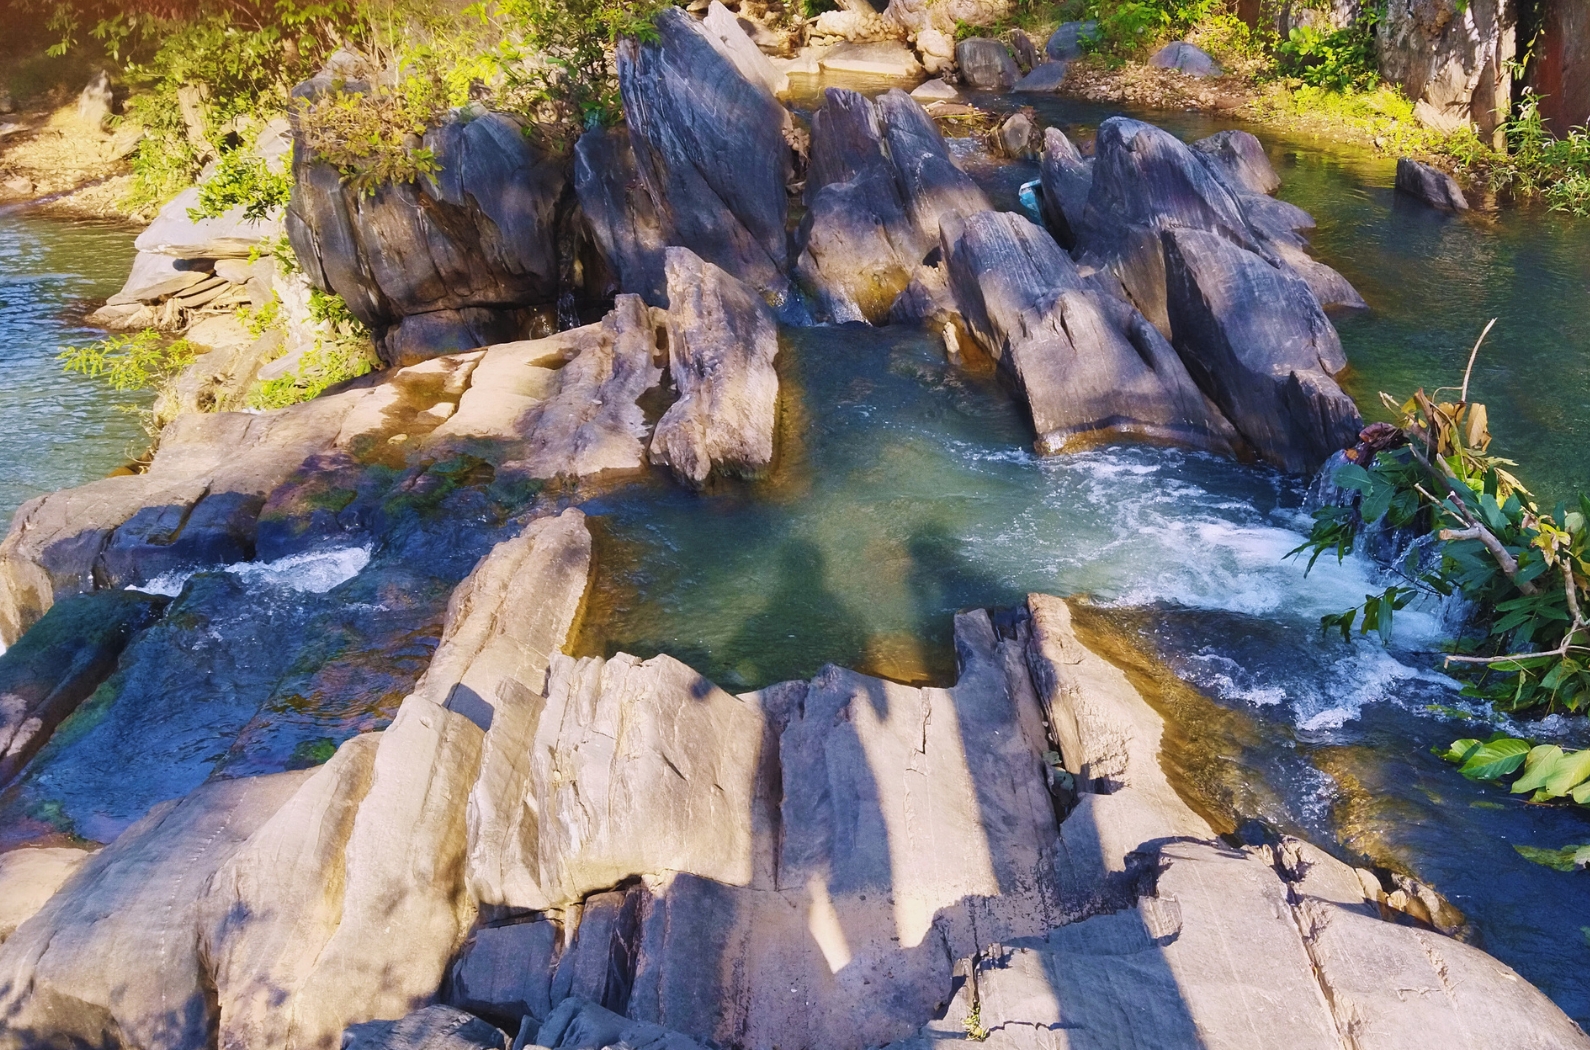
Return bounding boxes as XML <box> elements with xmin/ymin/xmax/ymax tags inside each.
<box><xmin>1</xmin><ymin>5</ymin><xmax>1588</xmax><ymax>1050</ymax></box>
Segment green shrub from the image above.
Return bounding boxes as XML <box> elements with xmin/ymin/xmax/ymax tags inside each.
<box><xmin>246</xmin><ymin>288</ymin><xmax>378</xmax><ymax>408</ymax></box>
<box><xmin>1081</xmin><ymin>0</ymin><xmax>1220</xmax><ymax>60</ymax></box>
<box><xmin>191</xmin><ymin>143</ymin><xmax>293</xmax><ymax>221</ymax></box>
<box><xmin>1495</xmin><ymin>92</ymin><xmax>1590</xmax><ymax>216</ymax></box>
<box><xmin>58</xmin><ymin>329</ymin><xmax>197</xmax><ymax>392</ymax></box>
<box><xmin>1274</xmin><ymin>12</ymin><xmax>1379</xmax><ymax>92</ymax></box>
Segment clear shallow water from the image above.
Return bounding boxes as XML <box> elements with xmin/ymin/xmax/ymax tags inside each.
<box><xmin>0</xmin><ymin>208</ymin><xmax>145</xmax><ymax>526</ymax></box>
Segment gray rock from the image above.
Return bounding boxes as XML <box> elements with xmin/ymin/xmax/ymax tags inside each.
<box><xmin>1037</xmin><ymin>126</ymin><xmax>1092</xmax><ymax>249</ymax></box>
<box><xmin>550</xmin><ymin>886</ymin><xmax>648</xmax><ymax>1012</ymax></box>
<box><xmin>538</xmin><ymin>997</ymin><xmax>705</xmax><ymax>1050</ymax></box>
<box><xmin>0</xmin><ymin>772</ymin><xmax>315</xmax><ymax>1050</ymax></box>
<box><xmin>1163</xmin><ymin>228</ymin><xmax>1361</xmax><ymax>472</ymax></box>
<box><xmin>650</xmin><ymin>248</ymin><xmax>780</xmax><ymax>487</ymax></box>
<box><xmin>76</xmin><ymin>70</ymin><xmax>113</xmax><ymax>130</ymax></box>
<box><xmin>1395</xmin><ymin>156</ymin><xmax>1470</xmax><ymax>211</ymax></box>
<box><xmin>574</xmin><ymin>126</ymin><xmax>669</xmax><ymax>306</ymax></box>
<box><xmin>942</xmin><ymin>209</ymin><xmax>1238</xmax><ymax>455</ymax></box>
<box><xmin>616</xmin><ymin>7</ymin><xmax>797</xmax><ymax>317</ymax></box>
<box><xmin>287</xmin><ymin>108</ymin><xmax>566</xmax><ymax>365</ymax></box>
<box><xmin>0</xmin><ymin>847</ymin><xmax>93</xmax><ymax>944</ymax></box>
<box><xmin>0</xmin><ymin>591</ymin><xmax>165</xmax><ymax>789</ymax></box>
<box><xmin>955</xmin><ymin>37</ymin><xmax>1020</xmax><ymax>90</ymax></box>
<box><xmin>343</xmin><ymin>1005</ymin><xmax>508</xmax><ymax>1050</ymax></box>
<box><xmin>1149</xmin><ymin>40</ymin><xmax>1222</xmax><ymax>76</ymax></box>
<box><xmin>1380</xmin><ymin>0</ymin><xmax>1511</xmax><ymax>138</ymax></box>
<box><xmin>795</xmin><ymin>88</ymin><xmax>990</xmax><ymax>323</ymax></box>
<box><xmin>1045</xmin><ymin>20</ymin><xmax>1100</xmax><ymax>61</ymax></box>
<box><xmin>106</xmin><ymin>251</ymin><xmax>213</xmax><ymax>305</ymax></box>
<box><xmin>1010</xmin><ymin>29</ymin><xmax>1039</xmax><ymax>70</ymax></box>
<box><xmin>1013</xmin><ymin>60</ymin><xmax>1070</xmax><ymax>92</ymax></box>
<box><xmin>449</xmin><ymin>921</ymin><xmax>560</xmax><ymax>1029</ymax></box>
<box><xmin>136</xmin><ymin>186</ymin><xmax>283</xmax><ymax>259</ymax></box>
<box><xmin>993</xmin><ymin>110</ymin><xmax>1038</xmax><ymax>156</ymax></box>
<box><xmin>1192</xmin><ymin>128</ymin><xmax>1281</xmax><ymax>196</ymax></box>
<box><xmin>908</xmin><ymin>78</ymin><xmax>960</xmax><ymax>100</ymax></box>
<box><xmin>701</xmin><ymin>0</ymin><xmax>789</xmax><ymax>95</ymax></box>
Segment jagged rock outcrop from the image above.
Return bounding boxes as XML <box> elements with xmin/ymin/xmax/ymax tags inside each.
<box><xmin>573</xmin><ymin>127</ymin><xmax>669</xmax><ymax>306</ymax></box>
<box><xmin>941</xmin><ymin>209</ymin><xmax>1239</xmax><ymax>455</ymax></box>
<box><xmin>1067</xmin><ymin>117</ymin><xmax>1363</xmax><ymax>471</ymax></box>
<box><xmin>883</xmin><ymin>595</ymin><xmax>1590</xmax><ymax>1050</ymax></box>
<box><xmin>1395</xmin><ymin>155</ymin><xmax>1470</xmax><ymax>211</ymax></box>
<box><xmin>287</xmin><ymin>101</ymin><xmax>567</xmax><ymax>366</ymax></box>
<box><xmin>649</xmin><ymin>248</ymin><xmax>781</xmax><ymax>487</ymax></box>
<box><xmin>1037</xmin><ymin>126</ymin><xmax>1092</xmax><ymax>250</ymax></box>
<box><xmin>203</xmin><ymin>509</ymin><xmax>592</xmax><ymax>1049</ymax></box>
<box><xmin>0</xmin><ymin>591</ymin><xmax>164</xmax><ymax>789</ymax></box>
<box><xmin>1379</xmin><ymin>0</ymin><xmax>1514</xmax><ymax>143</ymax></box>
<box><xmin>616</xmin><ymin>7</ymin><xmax>798</xmax><ymax>317</ymax></box>
<box><xmin>1162</xmin><ymin>228</ymin><xmax>1361</xmax><ymax>472</ymax></box>
<box><xmin>796</xmin><ymin>87</ymin><xmax>991</xmax><ymax>323</ymax></box>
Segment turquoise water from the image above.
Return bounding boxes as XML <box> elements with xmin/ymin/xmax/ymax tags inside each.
<box><xmin>0</xmin><ymin>207</ymin><xmax>144</xmax><ymax>526</ymax></box>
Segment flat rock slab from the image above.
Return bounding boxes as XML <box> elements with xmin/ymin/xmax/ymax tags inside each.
<box><xmin>0</xmin><ymin>846</ymin><xmax>93</xmax><ymax>943</ymax></box>
<box><xmin>136</xmin><ymin>186</ymin><xmax>283</xmax><ymax>258</ymax></box>
<box><xmin>1396</xmin><ymin>156</ymin><xmax>1470</xmax><ymax>211</ymax></box>
<box><xmin>106</xmin><ymin>251</ymin><xmax>213</xmax><ymax>305</ymax></box>
<box><xmin>819</xmin><ymin>40</ymin><xmax>925</xmax><ymax>78</ymax></box>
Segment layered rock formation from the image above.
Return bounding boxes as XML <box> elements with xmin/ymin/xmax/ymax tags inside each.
<box><xmin>1055</xmin><ymin>118</ymin><xmax>1364</xmax><ymax>471</ymax></box>
<box><xmin>795</xmin><ymin>87</ymin><xmax>991</xmax><ymax>323</ymax></box>
<box><xmin>1379</xmin><ymin>0</ymin><xmax>1514</xmax><ymax>143</ymax></box>
<box><xmin>287</xmin><ymin>105</ymin><xmax>568</xmax><ymax>366</ymax></box>
<box><xmin>939</xmin><ymin>209</ymin><xmax>1239</xmax><ymax>454</ymax></box>
<box><xmin>614</xmin><ymin>7</ymin><xmax>799</xmax><ymax>318</ymax></box>
<box><xmin>650</xmin><ymin>248</ymin><xmax>781</xmax><ymax>487</ymax></box>
<box><xmin>0</xmin><ymin>298</ymin><xmax>661</xmax><ymax>645</ymax></box>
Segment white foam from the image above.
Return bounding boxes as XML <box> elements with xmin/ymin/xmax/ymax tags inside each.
<box><xmin>127</xmin><ymin>545</ymin><xmax>371</xmax><ymax>599</ymax></box>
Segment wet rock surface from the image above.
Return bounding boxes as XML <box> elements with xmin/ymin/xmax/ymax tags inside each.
<box><xmin>1395</xmin><ymin>156</ymin><xmax>1471</xmax><ymax>211</ymax></box>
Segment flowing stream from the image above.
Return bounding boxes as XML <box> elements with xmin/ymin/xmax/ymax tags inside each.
<box><xmin>0</xmin><ymin>207</ymin><xmax>144</xmax><ymax>526</ymax></box>
<box><xmin>4</xmin><ymin>99</ymin><xmax>1590</xmax><ymax>1024</ymax></box>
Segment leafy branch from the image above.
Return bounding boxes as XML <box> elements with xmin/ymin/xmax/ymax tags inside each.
<box><xmin>1290</xmin><ymin>322</ymin><xmax>1590</xmax><ymax>715</ymax></box>
<box><xmin>1439</xmin><ymin>734</ymin><xmax>1590</xmax><ymax>870</ymax></box>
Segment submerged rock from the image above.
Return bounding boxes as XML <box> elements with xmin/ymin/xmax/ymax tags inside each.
<box><xmin>1395</xmin><ymin>156</ymin><xmax>1471</xmax><ymax>211</ymax></box>
<box><xmin>616</xmin><ymin>7</ymin><xmax>797</xmax><ymax>316</ymax></box>
<box><xmin>941</xmin><ymin>209</ymin><xmax>1238</xmax><ymax>455</ymax></box>
<box><xmin>287</xmin><ymin>106</ymin><xmax>567</xmax><ymax>366</ymax></box>
<box><xmin>0</xmin><ymin>590</ymin><xmax>165</xmax><ymax>789</ymax></box>
<box><xmin>650</xmin><ymin>248</ymin><xmax>781</xmax><ymax>487</ymax></box>
<box><xmin>797</xmin><ymin>87</ymin><xmax>990</xmax><ymax>323</ymax></box>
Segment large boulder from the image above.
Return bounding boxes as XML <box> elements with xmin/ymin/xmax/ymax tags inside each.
<box><xmin>1162</xmin><ymin>228</ymin><xmax>1361</xmax><ymax>473</ymax></box>
<box><xmin>0</xmin><ymin>772</ymin><xmax>315</xmax><ymax>1050</ymax></box>
<box><xmin>202</xmin><ymin>510</ymin><xmax>592</xmax><ymax>1050</ymax></box>
<box><xmin>616</xmin><ymin>7</ymin><xmax>798</xmax><ymax>318</ymax></box>
<box><xmin>0</xmin><ymin>846</ymin><xmax>93</xmax><ymax>944</ymax></box>
<box><xmin>573</xmin><ymin>127</ymin><xmax>669</xmax><ymax>306</ymax></box>
<box><xmin>1037</xmin><ymin>126</ymin><xmax>1092</xmax><ymax>249</ymax></box>
<box><xmin>135</xmin><ymin>185</ymin><xmax>285</xmax><ymax>259</ymax></box>
<box><xmin>941</xmin><ymin>209</ymin><xmax>1238</xmax><ymax>455</ymax></box>
<box><xmin>1395</xmin><ymin>156</ymin><xmax>1470</xmax><ymax>211</ymax></box>
<box><xmin>796</xmin><ymin>88</ymin><xmax>990</xmax><ymax>322</ymax></box>
<box><xmin>1379</xmin><ymin>0</ymin><xmax>1513</xmax><ymax>142</ymax></box>
<box><xmin>955</xmin><ymin>37</ymin><xmax>1020</xmax><ymax>90</ymax></box>
<box><xmin>342</xmin><ymin>1005</ymin><xmax>508</xmax><ymax>1050</ymax></box>
<box><xmin>287</xmin><ymin>105</ymin><xmax>568</xmax><ymax>366</ymax></box>
<box><xmin>649</xmin><ymin>248</ymin><xmax>781</xmax><ymax>488</ymax></box>
<box><xmin>1148</xmin><ymin>40</ymin><xmax>1222</xmax><ymax>76</ymax></box>
<box><xmin>1045</xmin><ymin>19</ymin><xmax>1100</xmax><ymax>60</ymax></box>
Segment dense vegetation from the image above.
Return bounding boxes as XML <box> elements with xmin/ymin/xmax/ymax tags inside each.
<box><xmin>1293</xmin><ymin>327</ymin><xmax>1590</xmax><ymax>719</ymax></box>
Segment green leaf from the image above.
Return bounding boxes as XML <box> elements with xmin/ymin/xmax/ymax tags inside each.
<box><xmin>1544</xmin><ymin>749</ymin><xmax>1590</xmax><ymax>799</ymax></box>
<box><xmin>1510</xmin><ymin>745</ymin><xmax>1565</xmax><ymax>794</ymax></box>
<box><xmin>1439</xmin><ymin>738</ymin><xmax>1484</xmax><ymax>765</ymax></box>
<box><xmin>1332</xmin><ymin>462</ymin><xmax>1375</xmax><ymax>494</ymax></box>
<box><xmin>1514</xmin><ymin>844</ymin><xmax>1586</xmax><ymax>871</ymax></box>
<box><xmin>1458</xmin><ymin>737</ymin><xmax>1532</xmax><ymax>780</ymax></box>
<box><xmin>1573</xmin><ymin>780</ymin><xmax>1590</xmax><ymax>805</ymax></box>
